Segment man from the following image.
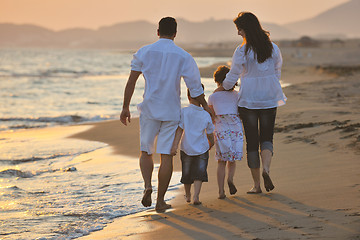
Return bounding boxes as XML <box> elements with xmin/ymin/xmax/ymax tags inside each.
<box><xmin>120</xmin><ymin>17</ymin><xmax>211</xmax><ymax>211</ymax></box>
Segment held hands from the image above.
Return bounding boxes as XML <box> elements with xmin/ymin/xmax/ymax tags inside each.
<box><xmin>120</xmin><ymin>108</ymin><xmax>131</xmax><ymax>126</ymax></box>
<box><xmin>170</xmin><ymin>147</ymin><xmax>178</xmax><ymax>156</ymax></box>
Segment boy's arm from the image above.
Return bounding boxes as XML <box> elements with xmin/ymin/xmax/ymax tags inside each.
<box><xmin>207</xmin><ymin>133</ymin><xmax>215</xmax><ymax>150</ymax></box>
<box><xmin>170</xmin><ymin>127</ymin><xmax>184</xmax><ymax>156</ymax></box>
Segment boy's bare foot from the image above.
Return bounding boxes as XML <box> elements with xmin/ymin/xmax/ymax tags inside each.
<box><xmin>246</xmin><ymin>187</ymin><xmax>262</xmax><ymax>194</ymax></box>
<box><xmin>155</xmin><ymin>201</ymin><xmax>172</xmax><ymax>212</ymax></box>
<box><xmin>262</xmin><ymin>171</ymin><xmax>275</xmax><ymax>192</ymax></box>
<box><xmin>227</xmin><ymin>181</ymin><xmax>237</xmax><ymax>195</ymax></box>
<box><xmin>141</xmin><ymin>188</ymin><xmax>152</xmax><ymax>207</ymax></box>
<box><xmin>184</xmin><ymin>194</ymin><xmax>191</xmax><ymax>203</ymax></box>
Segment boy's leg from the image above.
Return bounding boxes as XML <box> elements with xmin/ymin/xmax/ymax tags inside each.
<box><xmin>184</xmin><ymin>184</ymin><xmax>191</xmax><ymax>202</ymax></box>
<box><xmin>193</xmin><ymin>180</ymin><xmax>202</xmax><ymax>204</ymax></box>
<box><xmin>140</xmin><ymin>151</ymin><xmax>154</xmax><ymax>207</ymax></box>
<box><xmin>217</xmin><ymin>160</ymin><xmax>226</xmax><ymax>198</ymax></box>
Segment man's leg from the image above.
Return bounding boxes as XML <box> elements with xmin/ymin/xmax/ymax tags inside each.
<box><xmin>140</xmin><ymin>151</ymin><xmax>154</xmax><ymax>207</ymax></box>
<box><xmin>155</xmin><ymin>154</ymin><xmax>173</xmax><ymax>211</ymax></box>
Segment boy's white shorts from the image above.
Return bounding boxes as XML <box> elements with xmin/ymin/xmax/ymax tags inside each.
<box><xmin>139</xmin><ymin>114</ymin><xmax>179</xmax><ymax>155</ymax></box>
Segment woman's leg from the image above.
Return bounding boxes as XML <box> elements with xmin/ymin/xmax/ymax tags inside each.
<box><xmin>217</xmin><ymin>160</ymin><xmax>226</xmax><ymax>198</ymax></box>
<box><xmin>259</xmin><ymin>108</ymin><xmax>277</xmax><ymax>191</ymax></box>
<box><xmin>238</xmin><ymin>107</ymin><xmax>262</xmax><ymax>193</ymax></box>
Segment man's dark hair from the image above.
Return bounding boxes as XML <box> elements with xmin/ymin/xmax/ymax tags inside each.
<box><xmin>158</xmin><ymin>17</ymin><xmax>177</xmax><ymax>36</ymax></box>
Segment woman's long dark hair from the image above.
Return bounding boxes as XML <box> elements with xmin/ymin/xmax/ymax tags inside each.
<box><xmin>233</xmin><ymin>12</ymin><xmax>273</xmax><ymax>63</ymax></box>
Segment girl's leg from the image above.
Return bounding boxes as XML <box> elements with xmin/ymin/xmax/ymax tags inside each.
<box><xmin>193</xmin><ymin>180</ymin><xmax>202</xmax><ymax>204</ymax></box>
<box><xmin>217</xmin><ymin>160</ymin><xmax>226</xmax><ymax>199</ymax></box>
<box><xmin>184</xmin><ymin>184</ymin><xmax>191</xmax><ymax>202</ymax></box>
<box><xmin>227</xmin><ymin>161</ymin><xmax>237</xmax><ymax>195</ymax></box>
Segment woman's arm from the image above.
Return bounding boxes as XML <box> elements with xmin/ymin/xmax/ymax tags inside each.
<box><xmin>222</xmin><ymin>46</ymin><xmax>245</xmax><ymax>90</ymax></box>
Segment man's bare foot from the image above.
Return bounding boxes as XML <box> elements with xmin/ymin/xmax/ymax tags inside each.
<box><xmin>246</xmin><ymin>187</ymin><xmax>262</xmax><ymax>194</ymax></box>
<box><xmin>193</xmin><ymin>201</ymin><xmax>202</xmax><ymax>205</ymax></box>
<box><xmin>141</xmin><ymin>188</ymin><xmax>152</xmax><ymax>207</ymax></box>
<box><xmin>155</xmin><ymin>201</ymin><xmax>172</xmax><ymax>212</ymax></box>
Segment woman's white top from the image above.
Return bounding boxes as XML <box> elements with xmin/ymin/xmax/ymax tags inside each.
<box><xmin>208</xmin><ymin>90</ymin><xmax>239</xmax><ymax>115</ymax></box>
<box><xmin>222</xmin><ymin>42</ymin><xmax>287</xmax><ymax>109</ymax></box>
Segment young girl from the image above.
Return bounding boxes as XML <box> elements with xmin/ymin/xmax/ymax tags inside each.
<box><xmin>208</xmin><ymin>66</ymin><xmax>244</xmax><ymax>199</ymax></box>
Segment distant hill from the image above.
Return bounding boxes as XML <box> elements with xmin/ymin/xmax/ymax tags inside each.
<box><xmin>0</xmin><ymin>19</ymin><xmax>297</xmax><ymax>49</ymax></box>
<box><xmin>1</xmin><ymin>0</ymin><xmax>358</xmax><ymax>49</ymax></box>
<box><xmin>284</xmin><ymin>0</ymin><xmax>360</xmax><ymax>39</ymax></box>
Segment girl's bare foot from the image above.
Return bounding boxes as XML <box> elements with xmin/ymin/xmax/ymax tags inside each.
<box><xmin>246</xmin><ymin>187</ymin><xmax>262</xmax><ymax>194</ymax></box>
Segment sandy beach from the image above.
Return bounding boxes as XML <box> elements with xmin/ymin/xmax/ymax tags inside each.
<box><xmin>4</xmin><ymin>45</ymin><xmax>358</xmax><ymax>239</ymax></box>
<box><xmin>70</xmin><ymin>45</ymin><xmax>360</xmax><ymax>239</ymax></box>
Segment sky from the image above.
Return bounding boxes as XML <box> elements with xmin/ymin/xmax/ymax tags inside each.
<box><xmin>0</xmin><ymin>0</ymin><xmax>350</xmax><ymax>31</ymax></box>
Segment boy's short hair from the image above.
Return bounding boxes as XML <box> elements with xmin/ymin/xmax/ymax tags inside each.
<box><xmin>158</xmin><ymin>17</ymin><xmax>177</xmax><ymax>36</ymax></box>
<box><xmin>187</xmin><ymin>84</ymin><xmax>204</xmax><ymax>99</ymax></box>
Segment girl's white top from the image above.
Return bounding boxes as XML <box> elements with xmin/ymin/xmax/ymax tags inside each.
<box><xmin>222</xmin><ymin>42</ymin><xmax>287</xmax><ymax>109</ymax></box>
<box><xmin>208</xmin><ymin>90</ymin><xmax>240</xmax><ymax>115</ymax></box>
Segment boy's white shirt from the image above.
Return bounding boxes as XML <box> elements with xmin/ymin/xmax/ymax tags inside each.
<box><xmin>179</xmin><ymin>104</ymin><xmax>215</xmax><ymax>156</ymax></box>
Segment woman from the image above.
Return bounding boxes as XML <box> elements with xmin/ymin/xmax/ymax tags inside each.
<box><xmin>215</xmin><ymin>12</ymin><xmax>287</xmax><ymax>193</ymax></box>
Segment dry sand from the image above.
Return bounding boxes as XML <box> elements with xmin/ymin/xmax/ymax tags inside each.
<box><xmin>71</xmin><ymin>46</ymin><xmax>360</xmax><ymax>239</ymax></box>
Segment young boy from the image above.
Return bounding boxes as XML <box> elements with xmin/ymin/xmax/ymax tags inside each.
<box><xmin>170</xmin><ymin>85</ymin><xmax>215</xmax><ymax>205</ymax></box>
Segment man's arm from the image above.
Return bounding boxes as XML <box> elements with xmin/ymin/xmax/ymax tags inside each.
<box><xmin>194</xmin><ymin>94</ymin><xmax>214</xmax><ymax>119</ymax></box>
<box><xmin>170</xmin><ymin>127</ymin><xmax>184</xmax><ymax>156</ymax></box>
<box><xmin>120</xmin><ymin>70</ymin><xmax>142</xmax><ymax>125</ymax></box>
<box><xmin>207</xmin><ymin>133</ymin><xmax>215</xmax><ymax>150</ymax></box>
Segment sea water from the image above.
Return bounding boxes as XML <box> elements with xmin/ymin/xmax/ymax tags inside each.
<box><xmin>0</xmin><ymin>48</ymin><xmax>230</xmax><ymax>239</ymax></box>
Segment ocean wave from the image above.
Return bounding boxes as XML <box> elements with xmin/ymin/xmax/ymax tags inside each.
<box><xmin>0</xmin><ymin>169</ymin><xmax>35</xmax><ymax>178</ymax></box>
<box><xmin>0</xmin><ymin>114</ymin><xmax>116</xmax><ymax>131</ymax></box>
<box><xmin>0</xmin><ymin>153</ymin><xmax>74</xmax><ymax>165</ymax></box>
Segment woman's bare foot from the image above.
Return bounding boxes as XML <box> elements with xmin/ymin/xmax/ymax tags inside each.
<box><xmin>262</xmin><ymin>170</ymin><xmax>275</xmax><ymax>192</ymax></box>
<box><xmin>246</xmin><ymin>187</ymin><xmax>262</xmax><ymax>194</ymax></box>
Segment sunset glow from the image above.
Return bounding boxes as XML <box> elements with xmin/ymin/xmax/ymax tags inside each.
<box><xmin>0</xmin><ymin>0</ymin><xmax>350</xmax><ymax>30</ymax></box>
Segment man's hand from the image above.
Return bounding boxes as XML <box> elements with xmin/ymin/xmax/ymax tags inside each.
<box><xmin>213</xmin><ymin>86</ymin><xmax>225</xmax><ymax>93</ymax></box>
<box><xmin>120</xmin><ymin>108</ymin><xmax>131</xmax><ymax>126</ymax></box>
